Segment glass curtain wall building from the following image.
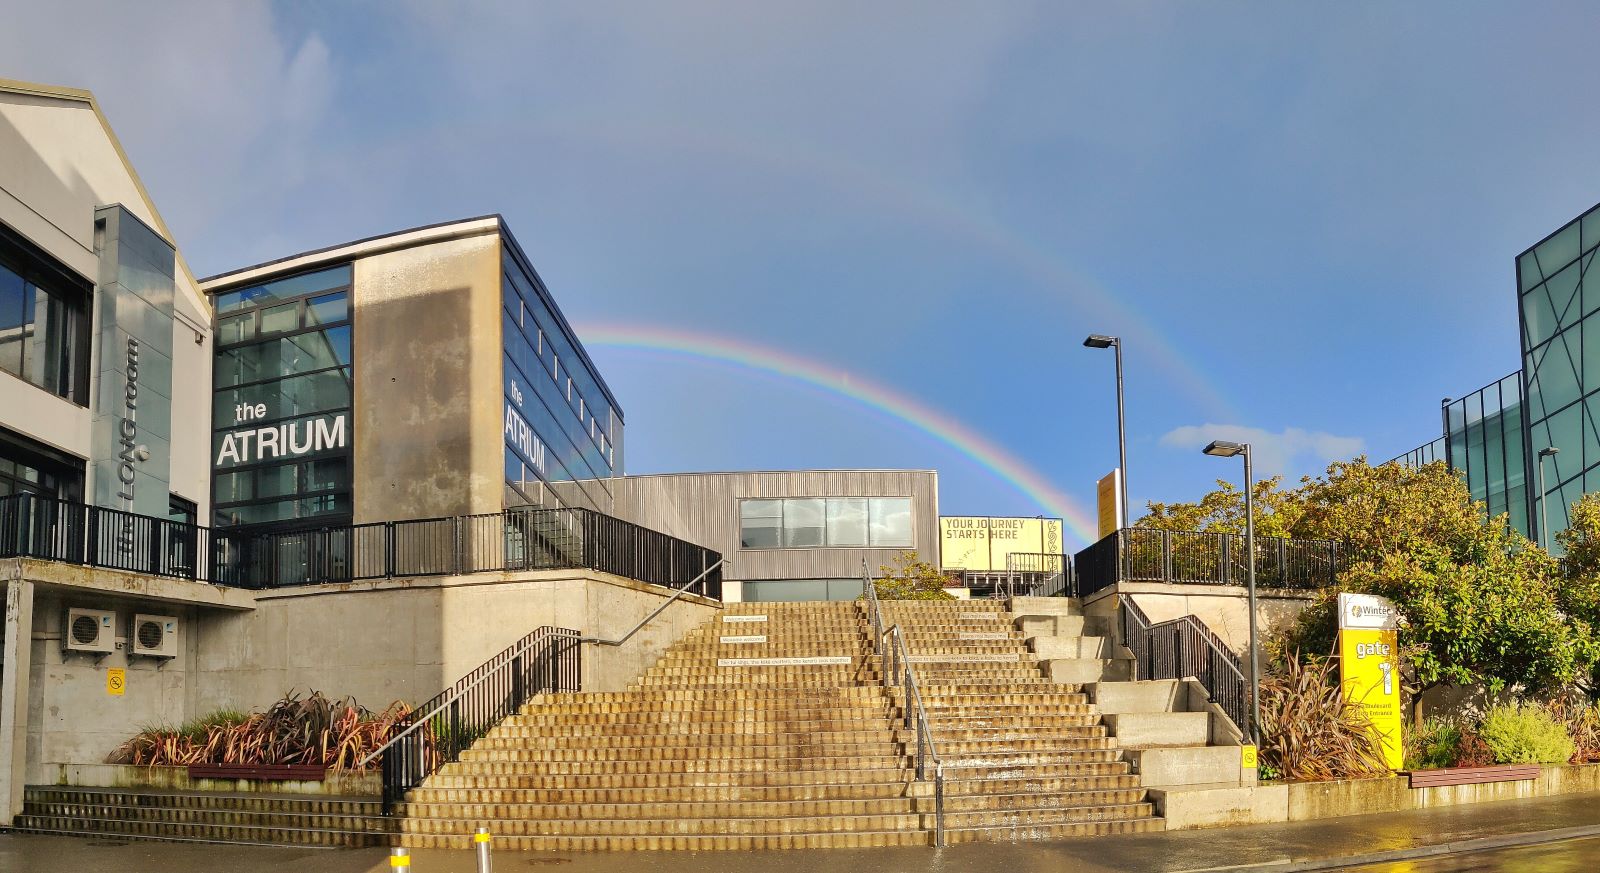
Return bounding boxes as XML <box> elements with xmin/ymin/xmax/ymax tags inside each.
<box><xmin>1445</xmin><ymin>373</ymin><xmax>1530</xmax><ymax>537</ymax></box>
<box><xmin>501</xmin><ymin>239</ymin><xmax>621</xmax><ymax>513</ymax></box>
<box><xmin>1518</xmin><ymin>204</ymin><xmax>1600</xmax><ymax>539</ymax></box>
<box><xmin>210</xmin><ymin>265</ymin><xmax>354</xmax><ymax>528</ymax></box>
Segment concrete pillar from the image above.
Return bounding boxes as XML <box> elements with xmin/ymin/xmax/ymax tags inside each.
<box><xmin>0</xmin><ymin>578</ymin><xmax>36</xmax><ymax>824</ymax></box>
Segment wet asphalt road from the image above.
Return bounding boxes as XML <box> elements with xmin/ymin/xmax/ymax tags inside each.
<box><xmin>3</xmin><ymin>793</ymin><xmax>1599</xmax><ymax>872</ymax></box>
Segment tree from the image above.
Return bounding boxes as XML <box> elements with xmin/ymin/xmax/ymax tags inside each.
<box><xmin>1148</xmin><ymin>457</ymin><xmax>1599</xmax><ymax>718</ymax></box>
<box><xmin>871</xmin><ymin>551</ymin><xmax>956</xmax><ymax>601</ymax></box>
<box><xmin>1556</xmin><ymin>493</ymin><xmax>1600</xmax><ymax>693</ymax></box>
<box><xmin>1136</xmin><ymin>475</ymin><xmax>1303</xmax><ymax>538</ymax></box>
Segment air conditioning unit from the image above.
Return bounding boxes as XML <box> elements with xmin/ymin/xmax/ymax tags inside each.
<box><xmin>131</xmin><ymin>614</ymin><xmax>179</xmax><ymax>659</ymax></box>
<box><xmin>63</xmin><ymin>608</ymin><xmax>116</xmax><ymax>655</ymax></box>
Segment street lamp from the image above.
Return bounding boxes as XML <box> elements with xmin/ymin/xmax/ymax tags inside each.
<box><xmin>1202</xmin><ymin>439</ymin><xmax>1260</xmax><ymax>746</ymax></box>
<box><xmin>1538</xmin><ymin>446</ymin><xmax>1560</xmax><ymax>551</ymax></box>
<box><xmin>1084</xmin><ymin>334</ymin><xmax>1128</xmax><ymax>530</ymax></box>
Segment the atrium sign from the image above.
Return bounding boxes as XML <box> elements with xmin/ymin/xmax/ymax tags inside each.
<box><xmin>214</xmin><ymin>408</ymin><xmax>348</xmax><ymax>468</ymax></box>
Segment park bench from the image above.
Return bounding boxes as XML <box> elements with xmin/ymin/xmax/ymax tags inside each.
<box><xmin>187</xmin><ymin>764</ymin><xmax>328</xmax><ymax>781</ymax></box>
<box><xmin>1407</xmin><ymin>764</ymin><xmax>1540</xmax><ymax>789</ymax></box>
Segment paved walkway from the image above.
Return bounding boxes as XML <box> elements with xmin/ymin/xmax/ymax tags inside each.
<box><xmin>3</xmin><ymin>793</ymin><xmax>1599</xmax><ymax>872</ymax></box>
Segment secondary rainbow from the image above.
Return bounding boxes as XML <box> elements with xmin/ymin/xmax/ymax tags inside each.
<box><xmin>580</xmin><ymin>322</ymin><xmax>1101</xmax><ymax>547</ymax></box>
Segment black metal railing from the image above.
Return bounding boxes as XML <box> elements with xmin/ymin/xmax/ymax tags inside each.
<box><xmin>1075</xmin><ymin>528</ymin><xmax>1342</xmax><ymax>597</ymax></box>
<box><xmin>1002</xmin><ymin>552</ymin><xmax>1073</xmax><ymax>598</ymax></box>
<box><xmin>1119</xmin><ymin>596</ymin><xmax>1247</xmax><ymax>736</ymax></box>
<box><xmin>0</xmin><ymin>493</ymin><xmax>721</xmax><ymax>597</ymax></box>
<box><xmin>365</xmin><ymin>625</ymin><xmax>581</xmax><ymax>807</ymax></box>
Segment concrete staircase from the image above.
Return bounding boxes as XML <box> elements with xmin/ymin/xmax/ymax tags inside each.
<box><xmin>878</xmin><ymin>600</ymin><xmax>1162</xmax><ymax>843</ymax></box>
<box><xmin>15</xmin><ymin>786</ymin><xmax>396</xmax><ymax>847</ymax></box>
<box><xmin>400</xmin><ymin>598</ymin><xmax>1165</xmax><ymax>850</ymax></box>
<box><xmin>1012</xmin><ymin>596</ymin><xmax>1253</xmax><ymax>817</ymax></box>
<box><xmin>401</xmin><ymin>601</ymin><xmax>924</xmax><ymax>850</ymax></box>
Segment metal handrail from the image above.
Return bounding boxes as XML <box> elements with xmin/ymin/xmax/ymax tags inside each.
<box><xmin>1118</xmin><ymin>595</ymin><xmax>1248</xmax><ymax>737</ymax></box>
<box><xmin>582</xmin><ymin>558</ymin><xmax>730</xmax><ymax>646</ymax></box>
<box><xmin>884</xmin><ymin>624</ymin><xmax>945</xmax><ymax>847</ymax></box>
<box><xmin>860</xmin><ymin>558</ymin><xmax>888</xmax><ymax>688</ymax></box>
<box><xmin>363</xmin><ymin>558</ymin><xmax>728</xmax><ymax>767</ymax></box>
<box><xmin>859</xmin><ymin>560</ymin><xmax>944</xmax><ymax>845</ymax></box>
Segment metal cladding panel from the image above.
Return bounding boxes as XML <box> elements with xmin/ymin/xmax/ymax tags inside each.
<box><xmin>89</xmin><ymin>205</ymin><xmax>175</xmax><ymax>518</ymax></box>
<box><xmin>607</xmin><ymin>470</ymin><xmax>939</xmax><ymax>581</ymax></box>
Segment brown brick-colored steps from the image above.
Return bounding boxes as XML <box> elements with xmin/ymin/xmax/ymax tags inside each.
<box><xmin>398</xmin><ymin>597</ymin><xmax>1163</xmax><ymax>849</ymax></box>
<box><xmin>16</xmin><ymin>786</ymin><xmax>395</xmax><ymax>848</ymax></box>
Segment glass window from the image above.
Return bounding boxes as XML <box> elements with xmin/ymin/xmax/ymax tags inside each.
<box><xmin>218</xmin><ymin>314</ymin><xmax>253</xmax><ymax>345</ymax></box>
<box><xmin>869</xmin><ymin>498</ymin><xmax>913</xmax><ymax>547</ymax></box>
<box><xmin>214</xmin><ymin>470</ymin><xmax>253</xmax><ymax>503</ymax></box>
<box><xmin>306</xmin><ymin>292</ymin><xmax>348</xmax><ymax>326</ymax></box>
<box><xmin>260</xmin><ymin>302</ymin><xmax>299</xmax><ymax>336</ymax></box>
<box><xmin>1536</xmin><ymin>222</ymin><xmax>1582</xmax><ymax>278</ymax></box>
<box><xmin>826</xmin><ymin>498</ymin><xmax>868</xmax><ymax>547</ymax></box>
<box><xmin>1537</xmin><ymin>330</ymin><xmax>1582</xmax><ymax>417</ymax></box>
<box><xmin>1523</xmin><ymin>284</ymin><xmax>1560</xmax><ymax>349</ymax></box>
<box><xmin>0</xmin><ymin>262</ymin><xmax>27</xmax><ymax>378</ymax></box>
<box><xmin>740</xmin><ymin>499</ymin><xmax>782</xmax><ymax>549</ymax></box>
<box><xmin>216</xmin><ymin>326</ymin><xmax>351</xmax><ymax>386</ymax></box>
<box><xmin>783</xmin><ymin>498</ymin><xmax>825</xmax><ymax>548</ymax></box>
<box><xmin>215</xmin><ymin>265</ymin><xmax>351</xmax><ymax>313</ymax></box>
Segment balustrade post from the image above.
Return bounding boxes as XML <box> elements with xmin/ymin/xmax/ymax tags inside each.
<box><xmin>1162</xmin><ymin>530</ymin><xmax>1173</xmax><ymax>582</ymax></box>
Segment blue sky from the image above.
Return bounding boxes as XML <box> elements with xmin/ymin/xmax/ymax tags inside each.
<box><xmin>8</xmin><ymin>2</ymin><xmax>1600</xmax><ymax>547</ymax></box>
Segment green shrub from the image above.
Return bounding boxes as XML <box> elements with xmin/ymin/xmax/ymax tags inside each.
<box><xmin>1403</xmin><ymin>718</ymin><xmax>1461</xmax><ymax>771</ymax></box>
<box><xmin>1477</xmin><ymin>702</ymin><xmax>1576</xmax><ymax>765</ymax></box>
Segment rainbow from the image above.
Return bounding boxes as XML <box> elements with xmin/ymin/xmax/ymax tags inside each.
<box><xmin>514</xmin><ymin>115</ymin><xmax>1240</xmax><ymax>423</ymax></box>
<box><xmin>579</xmin><ymin>323</ymin><xmax>1101</xmax><ymax>546</ymax></box>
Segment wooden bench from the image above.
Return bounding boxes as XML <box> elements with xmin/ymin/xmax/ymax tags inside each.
<box><xmin>187</xmin><ymin>764</ymin><xmax>328</xmax><ymax>782</ymax></box>
<box><xmin>1407</xmin><ymin>764</ymin><xmax>1541</xmax><ymax>789</ymax></box>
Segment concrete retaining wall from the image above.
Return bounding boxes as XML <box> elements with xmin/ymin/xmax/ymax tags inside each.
<box><xmin>40</xmin><ymin>763</ymin><xmax>380</xmax><ymax>796</ymax></box>
<box><xmin>3</xmin><ymin>560</ymin><xmax>719</xmax><ymax>799</ymax></box>
<box><xmin>1155</xmin><ymin>764</ymin><xmax>1600</xmax><ymax>830</ymax></box>
<box><xmin>1084</xmin><ymin>581</ymin><xmax>1318</xmax><ymax>655</ymax></box>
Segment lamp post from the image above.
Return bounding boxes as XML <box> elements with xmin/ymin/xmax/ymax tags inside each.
<box><xmin>1203</xmin><ymin>439</ymin><xmax>1259</xmax><ymax>745</ymax></box>
<box><xmin>1084</xmin><ymin>334</ymin><xmax>1128</xmax><ymax>530</ymax></box>
<box><xmin>1538</xmin><ymin>446</ymin><xmax>1559</xmax><ymax>551</ymax></box>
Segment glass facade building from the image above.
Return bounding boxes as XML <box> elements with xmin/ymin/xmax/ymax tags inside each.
<box><xmin>1444</xmin><ymin>373</ymin><xmax>1530</xmax><ymax>537</ymax></box>
<box><xmin>1518</xmin><ymin>204</ymin><xmax>1600</xmax><ymax>540</ymax></box>
<box><xmin>501</xmin><ymin>238</ymin><xmax>622</xmax><ymax>513</ymax></box>
<box><xmin>210</xmin><ymin>265</ymin><xmax>354</xmax><ymax>528</ymax></box>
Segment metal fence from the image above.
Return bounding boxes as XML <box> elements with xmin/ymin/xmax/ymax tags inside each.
<box><xmin>1118</xmin><ymin>596</ymin><xmax>1247</xmax><ymax>735</ymax></box>
<box><xmin>0</xmin><ymin>493</ymin><xmax>721</xmax><ymax>597</ymax></box>
<box><xmin>368</xmin><ymin>625</ymin><xmax>582</xmax><ymax>807</ymax></box>
<box><xmin>1001</xmin><ymin>552</ymin><xmax>1073</xmax><ymax>598</ymax></box>
<box><xmin>1075</xmin><ymin>528</ymin><xmax>1342</xmax><ymax>597</ymax></box>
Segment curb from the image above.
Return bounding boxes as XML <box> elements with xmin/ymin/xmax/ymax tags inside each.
<box><xmin>1185</xmin><ymin>823</ymin><xmax>1600</xmax><ymax>872</ymax></box>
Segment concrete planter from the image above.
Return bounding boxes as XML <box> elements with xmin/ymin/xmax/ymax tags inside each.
<box><xmin>46</xmin><ymin>763</ymin><xmax>381</xmax><ymax>797</ymax></box>
<box><xmin>1154</xmin><ymin>763</ymin><xmax>1600</xmax><ymax>829</ymax></box>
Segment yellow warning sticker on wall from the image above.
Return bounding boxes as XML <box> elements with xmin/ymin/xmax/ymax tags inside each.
<box><xmin>106</xmin><ymin>668</ymin><xmax>125</xmax><ymax>696</ymax></box>
<box><xmin>1240</xmin><ymin>744</ymin><xmax>1257</xmax><ymax>770</ymax></box>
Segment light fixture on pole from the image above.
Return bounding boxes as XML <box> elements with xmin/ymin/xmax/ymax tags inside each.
<box><xmin>1538</xmin><ymin>446</ymin><xmax>1559</xmax><ymax>551</ymax></box>
<box><xmin>1084</xmin><ymin>334</ymin><xmax>1128</xmax><ymax>530</ymax></box>
<box><xmin>1202</xmin><ymin>439</ymin><xmax>1260</xmax><ymax>745</ymax></box>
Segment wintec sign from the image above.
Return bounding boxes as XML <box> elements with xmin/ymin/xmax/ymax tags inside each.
<box><xmin>214</xmin><ymin>409</ymin><xmax>348</xmax><ymax>468</ymax></box>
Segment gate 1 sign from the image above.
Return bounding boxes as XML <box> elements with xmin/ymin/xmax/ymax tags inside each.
<box><xmin>1336</xmin><ymin>593</ymin><xmax>1404</xmax><ymax>770</ymax></box>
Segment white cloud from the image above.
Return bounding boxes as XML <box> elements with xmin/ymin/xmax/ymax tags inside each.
<box><xmin>1159</xmin><ymin>423</ymin><xmax>1366</xmax><ymax>480</ymax></box>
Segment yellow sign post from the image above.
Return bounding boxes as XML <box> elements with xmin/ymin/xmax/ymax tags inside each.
<box><xmin>1336</xmin><ymin>593</ymin><xmax>1404</xmax><ymax>770</ymax></box>
<box><xmin>106</xmin><ymin>668</ymin><xmax>126</xmax><ymax>697</ymax></box>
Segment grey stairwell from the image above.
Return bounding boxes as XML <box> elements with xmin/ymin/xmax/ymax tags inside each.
<box><xmin>1014</xmin><ymin>596</ymin><xmax>1253</xmax><ymax>792</ymax></box>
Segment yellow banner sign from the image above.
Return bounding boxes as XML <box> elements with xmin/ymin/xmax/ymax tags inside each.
<box><xmin>1096</xmin><ymin>470</ymin><xmax>1121</xmax><ymax>539</ymax></box>
<box><xmin>939</xmin><ymin>516</ymin><xmax>1064</xmax><ymax>572</ymax></box>
<box><xmin>106</xmin><ymin>668</ymin><xmax>126</xmax><ymax>696</ymax></box>
<box><xmin>1338</xmin><ymin>628</ymin><xmax>1403</xmax><ymax>770</ymax></box>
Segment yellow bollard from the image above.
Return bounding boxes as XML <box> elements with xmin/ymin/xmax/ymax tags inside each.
<box><xmin>389</xmin><ymin>846</ymin><xmax>411</xmax><ymax>872</ymax></box>
<box><xmin>474</xmin><ymin>827</ymin><xmax>493</xmax><ymax>873</ymax></box>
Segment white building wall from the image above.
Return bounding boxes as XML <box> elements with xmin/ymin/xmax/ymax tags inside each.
<box><xmin>0</xmin><ymin>81</ymin><xmax>212</xmax><ymax>515</ymax></box>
